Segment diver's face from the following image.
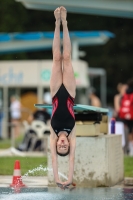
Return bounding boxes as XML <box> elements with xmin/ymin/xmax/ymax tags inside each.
<box><xmin>57</xmin><ymin>136</ymin><xmax>70</xmax><ymax>154</ymax></box>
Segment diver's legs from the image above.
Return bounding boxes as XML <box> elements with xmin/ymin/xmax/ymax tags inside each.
<box><xmin>50</xmin><ymin>7</ymin><xmax>63</xmax><ymax>97</ymax></box>
<box><xmin>61</xmin><ymin>6</ymin><xmax>76</xmax><ymax>98</ymax></box>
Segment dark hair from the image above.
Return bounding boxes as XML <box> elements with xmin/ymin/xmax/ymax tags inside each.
<box><xmin>88</xmin><ymin>87</ymin><xmax>96</xmax><ymax>95</ymax></box>
<box><xmin>127</xmin><ymin>79</ymin><xmax>133</xmax><ymax>89</ymax></box>
<box><xmin>56</xmin><ymin>146</ymin><xmax>70</xmax><ymax>157</ymax></box>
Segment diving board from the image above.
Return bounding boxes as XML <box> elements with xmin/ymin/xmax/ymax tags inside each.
<box><xmin>0</xmin><ymin>31</ymin><xmax>114</xmax><ymax>55</ymax></box>
<box><xmin>16</xmin><ymin>0</ymin><xmax>133</xmax><ymax>19</ymax></box>
<box><xmin>34</xmin><ymin>104</ymin><xmax>108</xmax><ymax>113</ymax></box>
<box><xmin>34</xmin><ymin>104</ymin><xmax>109</xmax><ymax>136</ymax></box>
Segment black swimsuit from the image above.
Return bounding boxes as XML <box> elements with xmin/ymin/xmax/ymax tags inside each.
<box><xmin>51</xmin><ymin>84</ymin><xmax>75</xmax><ymax>137</ymax></box>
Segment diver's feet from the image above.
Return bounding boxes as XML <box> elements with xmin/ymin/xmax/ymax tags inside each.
<box><xmin>54</xmin><ymin>7</ymin><xmax>61</xmax><ymax>25</ymax></box>
<box><xmin>60</xmin><ymin>6</ymin><xmax>67</xmax><ymax>25</ymax></box>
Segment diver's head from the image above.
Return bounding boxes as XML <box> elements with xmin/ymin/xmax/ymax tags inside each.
<box><xmin>56</xmin><ymin>131</ymin><xmax>70</xmax><ymax>156</ymax></box>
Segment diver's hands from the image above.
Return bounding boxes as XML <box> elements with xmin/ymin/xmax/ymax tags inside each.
<box><xmin>56</xmin><ymin>180</ymin><xmax>72</xmax><ymax>190</ymax></box>
<box><xmin>56</xmin><ymin>179</ymin><xmax>76</xmax><ymax>190</ymax></box>
<box><xmin>56</xmin><ymin>180</ymin><xmax>64</xmax><ymax>189</ymax></box>
<box><xmin>62</xmin><ymin>180</ymin><xmax>72</xmax><ymax>189</ymax></box>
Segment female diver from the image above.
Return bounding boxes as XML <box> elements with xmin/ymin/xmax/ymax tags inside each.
<box><xmin>50</xmin><ymin>6</ymin><xmax>76</xmax><ymax>189</ymax></box>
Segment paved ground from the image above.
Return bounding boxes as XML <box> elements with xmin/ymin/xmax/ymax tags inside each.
<box><xmin>1</xmin><ymin>176</ymin><xmax>133</xmax><ymax>188</ymax></box>
<box><xmin>0</xmin><ymin>176</ymin><xmax>48</xmax><ymax>188</ymax></box>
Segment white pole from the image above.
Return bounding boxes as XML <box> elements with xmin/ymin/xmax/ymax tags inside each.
<box><xmin>3</xmin><ymin>87</ymin><xmax>8</xmax><ymax>138</ymax></box>
<box><xmin>72</xmin><ymin>40</ymin><xmax>79</xmax><ymax>60</ymax></box>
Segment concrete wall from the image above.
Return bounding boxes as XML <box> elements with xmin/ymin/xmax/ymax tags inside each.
<box><xmin>47</xmin><ymin>135</ymin><xmax>124</xmax><ymax>187</ymax></box>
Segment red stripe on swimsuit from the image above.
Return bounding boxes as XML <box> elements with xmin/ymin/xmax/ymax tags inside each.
<box><xmin>67</xmin><ymin>97</ymin><xmax>75</xmax><ymax>119</ymax></box>
<box><xmin>51</xmin><ymin>97</ymin><xmax>58</xmax><ymax>118</ymax></box>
